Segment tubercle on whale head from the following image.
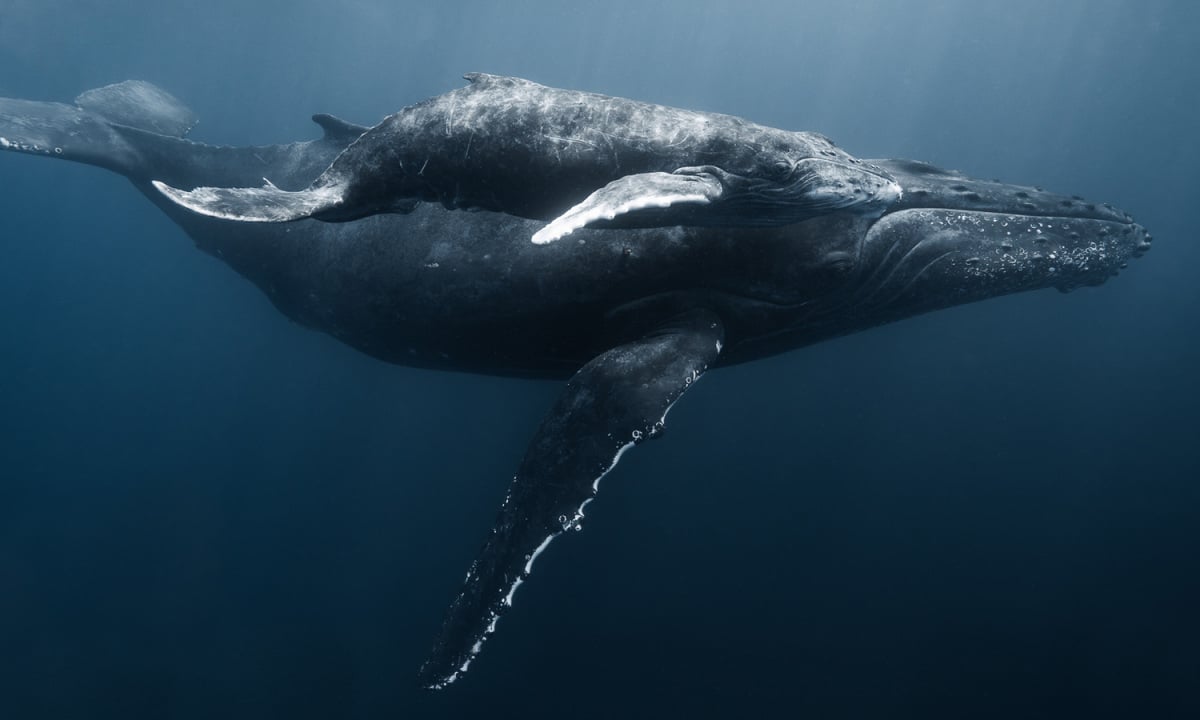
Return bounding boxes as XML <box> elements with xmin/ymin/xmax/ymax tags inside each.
<box><xmin>704</xmin><ymin>154</ymin><xmax>903</xmax><ymax>224</ymax></box>
<box><xmin>788</xmin><ymin>158</ymin><xmax>902</xmax><ymax>217</ymax></box>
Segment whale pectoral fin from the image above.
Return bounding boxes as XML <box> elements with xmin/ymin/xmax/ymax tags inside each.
<box><xmin>531</xmin><ymin>159</ymin><xmax>904</xmax><ymax>244</ymax></box>
<box><xmin>151</xmin><ymin>180</ymin><xmax>346</xmax><ymax>222</ymax></box>
<box><xmin>531</xmin><ymin>170</ymin><xmax>723</xmax><ymax>244</ymax></box>
<box><xmin>418</xmin><ymin>309</ymin><xmax>726</xmax><ymax>689</ymax></box>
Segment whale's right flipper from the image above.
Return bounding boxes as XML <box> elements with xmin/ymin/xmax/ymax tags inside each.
<box><xmin>417</xmin><ymin>308</ymin><xmax>725</xmax><ymax>689</ymax></box>
<box><xmin>531</xmin><ymin>170</ymin><xmax>724</xmax><ymax>245</ymax></box>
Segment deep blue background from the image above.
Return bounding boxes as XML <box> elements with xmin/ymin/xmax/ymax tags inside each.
<box><xmin>1</xmin><ymin>1</ymin><xmax>1197</xmax><ymax>717</ymax></box>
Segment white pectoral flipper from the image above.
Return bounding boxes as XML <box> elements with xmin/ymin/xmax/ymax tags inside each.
<box><xmin>151</xmin><ymin>179</ymin><xmax>347</xmax><ymax>223</ymax></box>
<box><xmin>531</xmin><ymin>169</ymin><xmax>724</xmax><ymax>245</ymax></box>
<box><xmin>417</xmin><ymin>308</ymin><xmax>725</xmax><ymax>689</ymax></box>
<box><xmin>530</xmin><ymin>157</ymin><xmax>903</xmax><ymax>245</ymax></box>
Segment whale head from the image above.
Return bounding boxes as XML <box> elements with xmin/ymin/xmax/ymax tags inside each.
<box><xmin>840</xmin><ymin>159</ymin><xmax>1150</xmax><ymax>318</ymax></box>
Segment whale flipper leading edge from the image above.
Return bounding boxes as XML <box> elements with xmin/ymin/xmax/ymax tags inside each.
<box><xmin>417</xmin><ymin>309</ymin><xmax>724</xmax><ymax>689</ymax></box>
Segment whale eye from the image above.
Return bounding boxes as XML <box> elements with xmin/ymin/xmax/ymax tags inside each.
<box><xmin>769</xmin><ymin>160</ymin><xmax>795</xmax><ymax>179</ymax></box>
<box><xmin>819</xmin><ymin>251</ymin><xmax>854</xmax><ymax>277</ymax></box>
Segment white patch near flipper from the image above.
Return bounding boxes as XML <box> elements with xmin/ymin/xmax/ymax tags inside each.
<box><xmin>531</xmin><ymin>170</ymin><xmax>723</xmax><ymax>244</ymax></box>
<box><xmin>503</xmin><ymin>577</ymin><xmax>525</xmax><ymax>608</ymax></box>
<box><xmin>592</xmin><ymin>441</ymin><xmax>636</xmax><ymax>493</ymax></box>
<box><xmin>523</xmin><ymin>533</ymin><xmax>557</xmax><ymax>575</ymax></box>
<box><xmin>151</xmin><ymin>180</ymin><xmax>344</xmax><ymax>223</ymax></box>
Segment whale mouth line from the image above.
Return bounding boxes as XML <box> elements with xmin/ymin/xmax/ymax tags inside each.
<box><xmin>878</xmin><ymin>206</ymin><xmax>1137</xmax><ymax>227</ymax></box>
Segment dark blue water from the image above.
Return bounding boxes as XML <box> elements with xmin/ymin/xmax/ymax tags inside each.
<box><xmin>2</xmin><ymin>1</ymin><xmax>1197</xmax><ymax>717</ymax></box>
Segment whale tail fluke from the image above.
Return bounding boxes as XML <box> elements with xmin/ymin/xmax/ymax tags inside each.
<box><xmin>74</xmin><ymin>80</ymin><xmax>198</xmax><ymax>139</ymax></box>
<box><xmin>151</xmin><ymin>180</ymin><xmax>347</xmax><ymax>222</ymax></box>
<box><xmin>0</xmin><ymin>80</ymin><xmax>197</xmax><ymax>176</ymax></box>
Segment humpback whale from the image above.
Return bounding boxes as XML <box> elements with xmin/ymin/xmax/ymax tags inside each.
<box><xmin>0</xmin><ymin>80</ymin><xmax>1151</xmax><ymax>689</ymax></box>
<box><xmin>151</xmin><ymin>74</ymin><xmax>902</xmax><ymax>244</ymax></box>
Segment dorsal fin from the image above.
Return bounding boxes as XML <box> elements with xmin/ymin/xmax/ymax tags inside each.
<box><xmin>75</xmin><ymin>80</ymin><xmax>198</xmax><ymax>138</ymax></box>
<box><xmin>310</xmin><ymin>113</ymin><xmax>368</xmax><ymax>144</ymax></box>
<box><xmin>462</xmin><ymin>73</ymin><xmax>529</xmax><ymax>87</ymax></box>
<box><xmin>463</xmin><ymin>72</ymin><xmax>498</xmax><ymax>85</ymax></box>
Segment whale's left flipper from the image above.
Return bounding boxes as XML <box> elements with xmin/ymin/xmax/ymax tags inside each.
<box><xmin>151</xmin><ymin>179</ymin><xmax>349</xmax><ymax>223</ymax></box>
<box><xmin>418</xmin><ymin>309</ymin><xmax>725</xmax><ymax>689</ymax></box>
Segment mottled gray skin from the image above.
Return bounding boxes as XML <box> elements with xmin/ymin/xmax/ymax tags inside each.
<box><xmin>0</xmin><ymin>83</ymin><xmax>1151</xmax><ymax>689</ymax></box>
<box><xmin>321</xmin><ymin>73</ymin><xmax>895</xmax><ymax>222</ymax></box>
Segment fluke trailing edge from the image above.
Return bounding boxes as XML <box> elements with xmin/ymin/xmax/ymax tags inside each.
<box><xmin>1</xmin><ymin>79</ymin><xmax>1150</xmax><ymax>690</ymax></box>
<box><xmin>151</xmin><ymin>73</ymin><xmax>902</xmax><ymax>244</ymax></box>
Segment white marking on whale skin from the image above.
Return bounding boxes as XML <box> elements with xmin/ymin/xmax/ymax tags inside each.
<box><xmin>504</xmin><ymin>576</ymin><xmax>525</xmax><ymax>607</ymax></box>
<box><xmin>542</xmin><ymin>133</ymin><xmax>600</xmax><ymax>150</ymax></box>
<box><xmin>523</xmin><ymin>533</ymin><xmax>557</xmax><ymax>575</ymax></box>
<box><xmin>592</xmin><ymin>441</ymin><xmax>636</xmax><ymax>493</ymax></box>
<box><xmin>532</xmin><ymin>191</ymin><xmax>710</xmax><ymax>245</ymax></box>
<box><xmin>0</xmin><ymin>137</ymin><xmax>8</xmax><ymax>149</ymax></box>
